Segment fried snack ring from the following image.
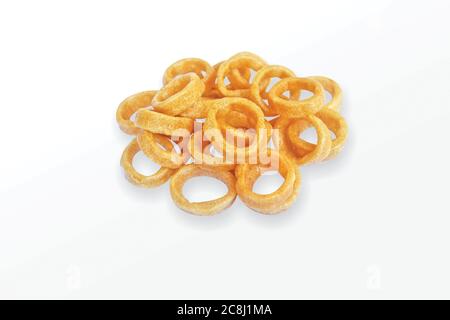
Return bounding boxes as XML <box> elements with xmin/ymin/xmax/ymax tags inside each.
<box><xmin>120</xmin><ymin>138</ymin><xmax>176</xmax><ymax>188</ymax></box>
<box><xmin>204</xmin><ymin>61</ymin><xmax>251</xmax><ymax>98</ymax></box>
<box><xmin>152</xmin><ymin>73</ymin><xmax>205</xmax><ymax>116</ymax></box>
<box><xmin>285</xmin><ymin>115</ymin><xmax>332</xmax><ymax>165</ymax></box>
<box><xmin>268</xmin><ymin>77</ymin><xmax>324</xmax><ymax>116</ymax></box>
<box><xmin>188</xmin><ymin>132</ymin><xmax>235</xmax><ymax>171</ymax></box>
<box><xmin>135</xmin><ymin>108</ymin><xmax>194</xmax><ymax>136</ymax></box>
<box><xmin>116</xmin><ymin>90</ymin><xmax>156</xmax><ymax>135</ymax></box>
<box><xmin>236</xmin><ymin>161</ymin><xmax>301</xmax><ymax>214</ymax></box>
<box><xmin>227</xmin><ymin>52</ymin><xmax>267</xmax><ymax>89</ymax></box>
<box><xmin>249</xmin><ymin>65</ymin><xmax>298</xmax><ymax>116</ymax></box>
<box><xmin>216</xmin><ymin>109</ymin><xmax>272</xmax><ymax>147</ymax></box>
<box><xmin>309</xmin><ymin>76</ymin><xmax>342</xmax><ymax>112</ymax></box>
<box><xmin>204</xmin><ymin>97</ymin><xmax>265</xmax><ymax>161</ymax></box>
<box><xmin>162</xmin><ymin>58</ymin><xmax>216</xmax><ymax>97</ymax></box>
<box><xmin>235</xmin><ymin>150</ymin><xmax>299</xmax><ymax>214</ymax></box>
<box><xmin>170</xmin><ymin>164</ymin><xmax>237</xmax><ymax>215</ymax></box>
<box><xmin>216</xmin><ymin>55</ymin><xmax>267</xmax><ymax>98</ymax></box>
<box><xmin>179</xmin><ymin>97</ymin><xmax>222</xmax><ymax>119</ymax></box>
<box><xmin>137</xmin><ymin>131</ymin><xmax>189</xmax><ymax>169</ymax></box>
<box><xmin>288</xmin><ymin>108</ymin><xmax>348</xmax><ymax>160</ymax></box>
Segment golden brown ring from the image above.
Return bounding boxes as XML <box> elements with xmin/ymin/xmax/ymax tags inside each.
<box><xmin>152</xmin><ymin>73</ymin><xmax>205</xmax><ymax>116</ymax></box>
<box><xmin>216</xmin><ymin>55</ymin><xmax>267</xmax><ymax>98</ymax></box>
<box><xmin>204</xmin><ymin>97</ymin><xmax>266</xmax><ymax>162</ymax></box>
<box><xmin>268</xmin><ymin>77</ymin><xmax>324</xmax><ymax>116</ymax></box>
<box><xmin>116</xmin><ymin>91</ymin><xmax>156</xmax><ymax>135</ymax></box>
<box><xmin>170</xmin><ymin>164</ymin><xmax>237</xmax><ymax>215</ymax></box>
<box><xmin>288</xmin><ymin>108</ymin><xmax>348</xmax><ymax>160</ymax></box>
<box><xmin>135</xmin><ymin>108</ymin><xmax>194</xmax><ymax>137</ymax></box>
<box><xmin>309</xmin><ymin>76</ymin><xmax>342</xmax><ymax>112</ymax></box>
<box><xmin>249</xmin><ymin>65</ymin><xmax>298</xmax><ymax>116</ymax></box>
<box><xmin>235</xmin><ymin>150</ymin><xmax>300</xmax><ymax>214</ymax></box>
<box><xmin>137</xmin><ymin>131</ymin><xmax>189</xmax><ymax>169</ymax></box>
<box><xmin>120</xmin><ymin>138</ymin><xmax>176</xmax><ymax>187</ymax></box>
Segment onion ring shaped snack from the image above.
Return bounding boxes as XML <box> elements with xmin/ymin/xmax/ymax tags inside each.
<box><xmin>268</xmin><ymin>77</ymin><xmax>324</xmax><ymax>116</ymax></box>
<box><xmin>204</xmin><ymin>97</ymin><xmax>266</xmax><ymax>163</ymax></box>
<box><xmin>135</xmin><ymin>109</ymin><xmax>194</xmax><ymax>136</ymax></box>
<box><xmin>179</xmin><ymin>97</ymin><xmax>223</xmax><ymax>119</ymax></box>
<box><xmin>227</xmin><ymin>52</ymin><xmax>267</xmax><ymax>89</ymax></box>
<box><xmin>206</xmin><ymin>61</ymin><xmax>252</xmax><ymax>97</ymax></box>
<box><xmin>116</xmin><ymin>91</ymin><xmax>156</xmax><ymax>135</ymax></box>
<box><xmin>120</xmin><ymin>138</ymin><xmax>176</xmax><ymax>188</ymax></box>
<box><xmin>170</xmin><ymin>164</ymin><xmax>237</xmax><ymax>216</ymax></box>
<box><xmin>188</xmin><ymin>129</ymin><xmax>236</xmax><ymax>172</ymax></box>
<box><xmin>216</xmin><ymin>109</ymin><xmax>273</xmax><ymax>147</ymax></box>
<box><xmin>309</xmin><ymin>76</ymin><xmax>342</xmax><ymax>112</ymax></box>
<box><xmin>137</xmin><ymin>131</ymin><xmax>189</xmax><ymax>169</ymax></box>
<box><xmin>216</xmin><ymin>55</ymin><xmax>267</xmax><ymax>98</ymax></box>
<box><xmin>163</xmin><ymin>58</ymin><xmax>215</xmax><ymax>87</ymax></box>
<box><xmin>152</xmin><ymin>73</ymin><xmax>205</xmax><ymax>116</ymax></box>
<box><xmin>249</xmin><ymin>65</ymin><xmax>298</xmax><ymax>116</ymax></box>
<box><xmin>288</xmin><ymin>108</ymin><xmax>348</xmax><ymax>160</ymax></box>
<box><xmin>286</xmin><ymin>115</ymin><xmax>332</xmax><ymax>165</ymax></box>
<box><xmin>235</xmin><ymin>150</ymin><xmax>300</xmax><ymax>214</ymax></box>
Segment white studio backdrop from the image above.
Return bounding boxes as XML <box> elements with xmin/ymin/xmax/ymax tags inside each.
<box><xmin>0</xmin><ymin>0</ymin><xmax>449</xmax><ymax>299</ymax></box>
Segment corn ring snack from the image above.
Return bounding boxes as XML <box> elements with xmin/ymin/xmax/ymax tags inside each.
<box><xmin>236</xmin><ymin>161</ymin><xmax>301</xmax><ymax>214</ymax></box>
<box><xmin>170</xmin><ymin>164</ymin><xmax>237</xmax><ymax>215</ymax></box>
<box><xmin>137</xmin><ymin>131</ymin><xmax>189</xmax><ymax>169</ymax></box>
<box><xmin>120</xmin><ymin>138</ymin><xmax>176</xmax><ymax>188</ymax></box>
<box><xmin>227</xmin><ymin>52</ymin><xmax>267</xmax><ymax>89</ymax></box>
<box><xmin>135</xmin><ymin>108</ymin><xmax>194</xmax><ymax>137</ymax></box>
<box><xmin>268</xmin><ymin>77</ymin><xmax>324</xmax><ymax>116</ymax></box>
<box><xmin>204</xmin><ymin>97</ymin><xmax>266</xmax><ymax>162</ymax></box>
<box><xmin>309</xmin><ymin>76</ymin><xmax>342</xmax><ymax>112</ymax></box>
<box><xmin>116</xmin><ymin>90</ymin><xmax>156</xmax><ymax>135</ymax></box>
<box><xmin>287</xmin><ymin>115</ymin><xmax>332</xmax><ymax>164</ymax></box>
<box><xmin>249</xmin><ymin>65</ymin><xmax>298</xmax><ymax>116</ymax></box>
<box><xmin>188</xmin><ymin>131</ymin><xmax>236</xmax><ymax>171</ymax></box>
<box><xmin>204</xmin><ymin>61</ymin><xmax>251</xmax><ymax>98</ymax></box>
<box><xmin>235</xmin><ymin>150</ymin><xmax>300</xmax><ymax>214</ymax></box>
<box><xmin>163</xmin><ymin>58</ymin><xmax>214</xmax><ymax>86</ymax></box>
<box><xmin>152</xmin><ymin>73</ymin><xmax>205</xmax><ymax>116</ymax></box>
<box><xmin>216</xmin><ymin>109</ymin><xmax>272</xmax><ymax>146</ymax></box>
<box><xmin>288</xmin><ymin>108</ymin><xmax>348</xmax><ymax>160</ymax></box>
<box><xmin>178</xmin><ymin>97</ymin><xmax>223</xmax><ymax>119</ymax></box>
<box><xmin>216</xmin><ymin>55</ymin><xmax>267</xmax><ymax>98</ymax></box>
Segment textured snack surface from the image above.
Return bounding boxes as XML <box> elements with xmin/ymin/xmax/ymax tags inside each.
<box><xmin>116</xmin><ymin>52</ymin><xmax>348</xmax><ymax>215</ymax></box>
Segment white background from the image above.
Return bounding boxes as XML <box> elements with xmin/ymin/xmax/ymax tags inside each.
<box><xmin>1</xmin><ymin>0</ymin><xmax>449</xmax><ymax>299</ymax></box>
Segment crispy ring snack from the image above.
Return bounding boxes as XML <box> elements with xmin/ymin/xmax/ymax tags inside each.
<box><xmin>285</xmin><ymin>115</ymin><xmax>332</xmax><ymax>165</ymax></box>
<box><xmin>309</xmin><ymin>76</ymin><xmax>342</xmax><ymax>112</ymax></box>
<box><xmin>227</xmin><ymin>52</ymin><xmax>267</xmax><ymax>89</ymax></box>
<box><xmin>170</xmin><ymin>164</ymin><xmax>237</xmax><ymax>215</ymax></box>
<box><xmin>215</xmin><ymin>109</ymin><xmax>272</xmax><ymax>146</ymax></box>
<box><xmin>249</xmin><ymin>65</ymin><xmax>298</xmax><ymax>116</ymax></box>
<box><xmin>188</xmin><ymin>131</ymin><xmax>236</xmax><ymax>171</ymax></box>
<box><xmin>288</xmin><ymin>108</ymin><xmax>348</xmax><ymax>160</ymax></box>
<box><xmin>204</xmin><ymin>97</ymin><xmax>266</xmax><ymax>161</ymax></box>
<box><xmin>163</xmin><ymin>58</ymin><xmax>214</xmax><ymax>87</ymax></box>
<box><xmin>135</xmin><ymin>108</ymin><xmax>194</xmax><ymax>136</ymax></box>
<box><xmin>152</xmin><ymin>73</ymin><xmax>205</xmax><ymax>116</ymax></box>
<box><xmin>178</xmin><ymin>97</ymin><xmax>222</xmax><ymax>119</ymax></box>
<box><xmin>116</xmin><ymin>90</ymin><xmax>156</xmax><ymax>135</ymax></box>
<box><xmin>117</xmin><ymin>52</ymin><xmax>348</xmax><ymax>216</ymax></box>
<box><xmin>216</xmin><ymin>55</ymin><xmax>267</xmax><ymax>98</ymax></box>
<box><xmin>120</xmin><ymin>138</ymin><xmax>176</xmax><ymax>188</ymax></box>
<box><xmin>137</xmin><ymin>131</ymin><xmax>189</xmax><ymax>169</ymax></box>
<box><xmin>235</xmin><ymin>150</ymin><xmax>300</xmax><ymax>214</ymax></box>
<box><xmin>268</xmin><ymin>77</ymin><xmax>324</xmax><ymax>116</ymax></box>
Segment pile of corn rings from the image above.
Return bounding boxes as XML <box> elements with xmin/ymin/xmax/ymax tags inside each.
<box><xmin>116</xmin><ymin>52</ymin><xmax>348</xmax><ymax>215</ymax></box>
